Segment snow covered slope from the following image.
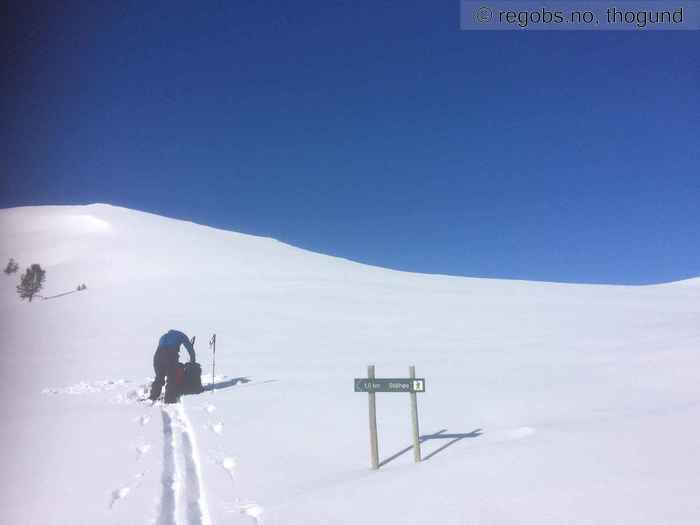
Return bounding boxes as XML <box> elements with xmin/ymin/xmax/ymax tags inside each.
<box><xmin>1</xmin><ymin>204</ymin><xmax>698</xmax><ymax>524</ymax></box>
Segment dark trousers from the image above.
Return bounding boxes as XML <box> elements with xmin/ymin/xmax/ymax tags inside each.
<box><xmin>149</xmin><ymin>347</ymin><xmax>180</xmax><ymax>403</ymax></box>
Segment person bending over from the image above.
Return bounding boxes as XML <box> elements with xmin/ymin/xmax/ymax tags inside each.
<box><xmin>149</xmin><ymin>329</ymin><xmax>196</xmax><ymax>403</ymax></box>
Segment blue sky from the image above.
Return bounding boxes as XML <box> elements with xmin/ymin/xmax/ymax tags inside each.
<box><xmin>3</xmin><ymin>1</ymin><xmax>698</xmax><ymax>284</ymax></box>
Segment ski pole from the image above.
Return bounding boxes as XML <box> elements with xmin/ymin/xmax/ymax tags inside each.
<box><xmin>209</xmin><ymin>333</ymin><xmax>216</xmax><ymax>391</ymax></box>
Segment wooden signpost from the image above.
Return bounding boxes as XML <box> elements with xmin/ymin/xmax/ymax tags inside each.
<box><xmin>355</xmin><ymin>365</ymin><xmax>426</xmax><ymax>470</ymax></box>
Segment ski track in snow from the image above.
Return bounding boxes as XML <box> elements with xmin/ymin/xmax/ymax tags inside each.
<box><xmin>158</xmin><ymin>404</ymin><xmax>212</xmax><ymax>525</ymax></box>
<box><xmin>110</xmin><ymin>393</ymin><xmax>261</xmax><ymax>523</ymax></box>
<box><xmin>158</xmin><ymin>408</ymin><xmax>179</xmax><ymax>525</ymax></box>
<box><xmin>175</xmin><ymin>406</ymin><xmax>213</xmax><ymax>525</ymax></box>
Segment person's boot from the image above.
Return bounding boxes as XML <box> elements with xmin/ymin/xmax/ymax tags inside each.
<box><xmin>149</xmin><ymin>380</ymin><xmax>163</xmax><ymax>401</ymax></box>
<box><xmin>163</xmin><ymin>380</ymin><xmax>179</xmax><ymax>404</ymax></box>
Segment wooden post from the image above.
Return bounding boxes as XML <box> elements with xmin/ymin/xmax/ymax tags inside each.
<box><xmin>368</xmin><ymin>365</ymin><xmax>379</xmax><ymax>470</ymax></box>
<box><xmin>409</xmin><ymin>365</ymin><xmax>421</xmax><ymax>463</ymax></box>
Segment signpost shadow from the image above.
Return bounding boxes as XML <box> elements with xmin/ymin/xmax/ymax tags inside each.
<box><xmin>379</xmin><ymin>428</ymin><xmax>483</xmax><ymax>467</ymax></box>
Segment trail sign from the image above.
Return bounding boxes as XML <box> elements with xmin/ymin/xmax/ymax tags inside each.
<box><xmin>354</xmin><ymin>378</ymin><xmax>426</xmax><ymax>393</ymax></box>
<box><xmin>356</xmin><ymin>366</ymin><xmax>426</xmax><ymax>469</ymax></box>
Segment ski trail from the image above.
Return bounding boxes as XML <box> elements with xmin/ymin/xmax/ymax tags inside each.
<box><xmin>174</xmin><ymin>404</ymin><xmax>213</xmax><ymax>525</ymax></box>
<box><xmin>157</xmin><ymin>408</ymin><xmax>179</xmax><ymax>525</ymax></box>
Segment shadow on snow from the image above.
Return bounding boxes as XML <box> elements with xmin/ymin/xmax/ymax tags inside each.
<box><xmin>202</xmin><ymin>377</ymin><xmax>252</xmax><ymax>391</ymax></box>
<box><xmin>379</xmin><ymin>428</ymin><xmax>483</xmax><ymax>467</ymax></box>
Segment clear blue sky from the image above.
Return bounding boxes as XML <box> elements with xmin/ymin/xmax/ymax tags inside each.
<box><xmin>3</xmin><ymin>1</ymin><xmax>698</xmax><ymax>284</ymax></box>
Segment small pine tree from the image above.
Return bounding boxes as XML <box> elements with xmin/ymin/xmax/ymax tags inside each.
<box><xmin>17</xmin><ymin>264</ymin><xmax>46</xmax><ymax>302</ymax></box>
<box><xmin>4</xmin><ymin>258</ymin><xmax>19</xmax><ymax>275</ymax></box>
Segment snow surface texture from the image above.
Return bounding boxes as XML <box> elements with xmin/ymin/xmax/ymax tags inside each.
<box><xmin>1</xmin><ymin>203</ymin><xmax>699</xmax><ymax>524</ymax></box>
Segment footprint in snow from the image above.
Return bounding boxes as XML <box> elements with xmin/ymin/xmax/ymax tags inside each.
<box><xmin>136</xmin><ymin>415</ymin><xmax>150</xmax><ymax>426</ymax></box>
<box><xmin>209</xmin><ymin>421</ymin><xmax>224</xmax><ymax>435</ymax></box>
<box><xmin>108</xmin><ymin>473</ymin><xmax>148</xmax><ymax>509</ymax></box>
<box><xmin>221</xmin><ymin>457</ymin><xmax>238</xmax><ymax>480</ymax></box>
<box><xmin>126</xmin><ymin>386</ymin><xmax>150</xmax><ymax>402</ymax></box>
<box><xmin>239</xmin><ymin>502</ymin><xmax>264</xmax><ymax>524</ymax></box>
<box><xmin>109</xmin><ymin>486</ymin><xmax>130</xmax><ymax>509</ymax></box>
<box><xmin>204</xmin><ymin>404</ymin><xmax>216</xmax><ymax>414</ymax></box>
<box><xmin>136</xmin><ymin>444</ymin><xmax>152</xmax><ymax>460</ymax></box>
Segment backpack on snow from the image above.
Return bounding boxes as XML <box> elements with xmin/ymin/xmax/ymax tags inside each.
<box><xmin>175</xmin><ymin>362</ymin><xmax>205</xmax><ymax>395</ymax></box>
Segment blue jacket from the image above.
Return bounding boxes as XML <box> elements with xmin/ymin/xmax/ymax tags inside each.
<box><xmin>158</xmin><ymin>329</ymin><xmax>196</xmax><ymax>362</ymax></box>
